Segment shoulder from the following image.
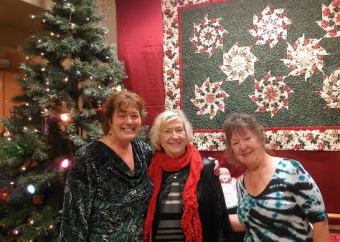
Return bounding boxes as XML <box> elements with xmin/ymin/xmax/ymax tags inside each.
<box><xmin>75</xmin><ymin>141</ymin><xmax>101</xmax><ymax>157</ymax></box>
<box><xmin>202</xmin><ymin>157</ymin><xmax>217</xmax><ymax>169</ymax></box>
<box><xmin>200</xmin><ymin>157</ymin><xmax>218</xmax><ymax>179</ymax></box>
<box><xmin>72</xmin><ymin>141</ymin><xmax>108</xmax><ymax>169</ymax></box>
<box><xmin>199</xmin><ymin>157</ymin><xmax>224</xmax><ymax>196</ymax></box>
<box><xmin>132</xmin><ymin>138</ymin><xmax>153</xmax><ymax>152</ymax></box>
<box><xmin>203</xmin><ymin>156</ymin><xmax>217</xmax><ymax>165</ymax></box>
<box><xmin>275</xmin><ymin>158</ymin><xmax>316</xmax><ymax>189</ymax></box>
<box><xmin>132</xmin><ymin>138</ymin><xmax>154</xmax><ymax>165</ymax></box>
<box><xmin>74</xmin><ymin>141</ymin><xmax>109</xmax><ymax>164</ymax></box>
<box><xmin>276</xmin><ymin>158</ymin><xmax>306</xmax><ymax>175</ymax></box>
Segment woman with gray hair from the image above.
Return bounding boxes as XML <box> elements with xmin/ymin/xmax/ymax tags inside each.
<box><xmin>223</xmin><ymin>112</ymin><xmax>329</xmax><ymax>242</ymax></box>
<box><xmin>144</xmin><ymin>109</ymin><xmax>232</xmax><ymax>242</ymax></box>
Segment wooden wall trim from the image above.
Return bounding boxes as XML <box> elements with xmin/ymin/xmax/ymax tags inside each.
<box><xmin>0</xmin><ymin>71</ymin><xmax>22</xmax><ymax>118</ymax></box>
<box><xmin>329</xmin><ymin>213</ymin><xmax>340</xmax><ymax>226</ymax></box>
<box><xmin>0</xmin><ymin>72</ymin><xmax>4</xmax><ymax>117</ymax></box>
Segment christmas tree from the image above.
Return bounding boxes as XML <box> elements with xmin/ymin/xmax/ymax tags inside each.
<box><xmin>0</xmin><ymin>0</ymin><xmax>125</xmax><ymax>241</ymax></box>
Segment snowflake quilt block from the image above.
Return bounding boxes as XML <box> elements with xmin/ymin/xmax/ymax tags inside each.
<box><xmin>189</xmin><ymin>14</ymin><xmax>227</xmax><ymax>57</ymax></box>
<box><xmin>250</xmin><ymin>72</ymin><xmax>293</xmax><ymax>117</ymax></box>
<box><xmin>190</xmin><ymin>78</ymin><xmax>229</xmax><ymax>119</ymax></box>
<box><xmin>316</xmin><ymin>1</ymin><xmax>340</xmax><ymax>38</ymax></box>
<box><xmin>249</xmin><ymin>6</ymin><xmax>291</xmax><ymax>48</ymax></box>
<box><xmin>317</xmin><ymin>68</ymin><xmax>340</xmax><ymax>108</ymax></box>
<box><xmin>281</xmin><ymin>34</ymin><xmax>329</xmax><ymax>81</ymax></box>
<box><xmin>220</xmin><ymin>44</ymin><xmax>258</xmax><ymax>85</ymax></box>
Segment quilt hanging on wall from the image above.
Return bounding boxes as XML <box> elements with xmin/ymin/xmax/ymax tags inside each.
<box><xmin>162</xmin><ymin>0</ymin><xmax>340</xmax><ymax>151</ymax></box>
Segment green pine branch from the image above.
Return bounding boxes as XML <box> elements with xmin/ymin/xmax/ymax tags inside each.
<box><xmin>0</xmin><ymin>0</ymin><xmax>125</xmax><ymax>240</ymax></box>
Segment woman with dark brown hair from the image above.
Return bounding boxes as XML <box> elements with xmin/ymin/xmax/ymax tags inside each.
<box><xmin>59</xmin><ymin>90</ymin><xmax>153</xmax><ymax>241</ymax></box>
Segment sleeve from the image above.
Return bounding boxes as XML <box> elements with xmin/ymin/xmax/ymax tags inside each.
<box><xmin>58</xmin><ymin>148</ymin><xmax>97</xmax><ymax>242</ymax></box>
<box><xmin>289</xmin><ymin>160</ymin><xmax>328</xmax><ymax>223</ymax></box>
<box><xmin>235</xmin><ymin>178</ymin><xmax>247</xmax><ymax>226</ymax></box>
<box><xmin>200</xmin><ymin>158</ymin><xmax>233</xmax><ymax>242</ymax></box>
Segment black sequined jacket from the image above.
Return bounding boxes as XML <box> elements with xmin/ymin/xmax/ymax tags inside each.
<box><xmin>58</xmin><ymin>139</ymin><xmax>153</xmax><ymax>242</ymax></box>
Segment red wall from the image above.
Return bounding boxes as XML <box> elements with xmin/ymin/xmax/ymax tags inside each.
<box><xmin>116</xmin><ymin>0</ymin><xmax>340</xmax><ymax>214</ymax></box>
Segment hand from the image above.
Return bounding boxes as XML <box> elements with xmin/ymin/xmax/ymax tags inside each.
<box><xmin>229</xmin><ymin>214</ymin><xmax>247</xmax><ymax>232</ymax></box>
<box><xmin>214</xmin><ymin>159</ymin><xmax>220</xmax><ymax>176</ymax></box>
<box><xmin>312</xmin><ymin>220</ymin><xmax>329</xmax><ymax>242</ymax></box>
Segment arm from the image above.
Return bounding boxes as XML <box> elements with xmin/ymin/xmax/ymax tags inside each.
<box><xmin>213</xmin><ymin>159</ymin><xmax>220</xmax><ymax>176</ymax></box>
<box><xmin>59</xmin><ymin>149</ymin><xmax>96</xmax><ymax>242</ymax></box>
<box><xmin>312</xmin><ymin>220</ymin><xmax>329</xmax><ymax>242</ymax></box>
<box><xmin>290</xmin><ymin>160</ymin><xmax>328</xmax><ymax>235</ymax></box>
<box><xmin>229</xmin><ymin>214</ymin><xmax>247</xmax><ymax>232</ymax></box>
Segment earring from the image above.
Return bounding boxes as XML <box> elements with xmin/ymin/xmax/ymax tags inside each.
<box><xmin>108</xmin><ymin>130</ymin><xmax>112</xmax><ymax>135</ymax></box>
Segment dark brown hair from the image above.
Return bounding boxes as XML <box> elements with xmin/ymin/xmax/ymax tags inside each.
<box><xmin>223</xmin><ymin>113</ymin><xmax>264</xmax><ymax>165</ymax></box>
<box><xmin>101</xmin><ymin>90</ymin><xmax>146</xmax><ymax>134</ymax></box>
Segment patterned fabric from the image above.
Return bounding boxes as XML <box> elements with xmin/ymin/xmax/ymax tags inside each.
<box><xmin>162</xmin><ymin>0</ymin><xmax>340</xmax><ymax>151</ymax></box>
<box><xmin>153</xmin><ymin>169</ymin><xmax>187</xmax><ymax>242</ymax></box>
<box><xmin>236</xmin><ymin>158</ymin><xmax>327</xmax><ymax>242</ymax></box>
<box><xmin>59</xmin><ymin>139</ymin><xmax>153</xmax><ymax>242</ymax></box>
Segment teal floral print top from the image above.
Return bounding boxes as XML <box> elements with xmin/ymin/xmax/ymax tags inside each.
<box><xmin>237</xmin><ymin>158</ymin><xmax>327</xmax><ymax>242</ymax></box>
<box><xmin>59</xmin><ymin>139</ymin><xmax>153</xmax><ymax>242</ymax></box>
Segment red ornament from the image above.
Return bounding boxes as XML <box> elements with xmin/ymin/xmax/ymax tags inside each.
<box><xmin>95</xmin><ymin>106</ymin><xmax>103</xmax><ymax>113</ymax></box>
<box><xmin>33</xmin><ymin>194</ymin><xmax>44</xmax><ymax>204</ymax></box>
<box><xmin>0</xmin><ymin>190</ymin><xmax>9</xmax><ymax>203</ymax></box>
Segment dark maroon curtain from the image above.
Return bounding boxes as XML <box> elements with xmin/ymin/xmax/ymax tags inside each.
<box><xmin>116</xmin><ymin>0</ymin><xmax>164</xmax><ymax>126</ymax></box>
<box><xmin>116</xmin><ymin>0</ymin><xmax>340</xmax><ymax>214</ymax></box>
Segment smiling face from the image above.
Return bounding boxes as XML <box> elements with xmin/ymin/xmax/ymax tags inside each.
<box><xmin>109</xmin><ymin>106</ymin><xmax>142</xmax><ymax>143</ymax></box>
<box><xmin>159</xmin><ymin>117</ymin><xmax>188</xmax><ymax>159</ymax></box>
<box><xmin>230</xmin><ymin>128</ymin><xmax>265</xmax><ymax>168</ymax></box>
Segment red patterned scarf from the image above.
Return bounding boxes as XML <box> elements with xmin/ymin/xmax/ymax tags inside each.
<box><xmin>144</xmin><ymin>144</ymin><xmax>203</xmax><ymax>242</ymax></box>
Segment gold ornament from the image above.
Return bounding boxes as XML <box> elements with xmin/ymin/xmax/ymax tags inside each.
<box><xmin>60</xmin><ymin>55</ymin><xmax>74</xmax><ymax>70</ymax></box>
